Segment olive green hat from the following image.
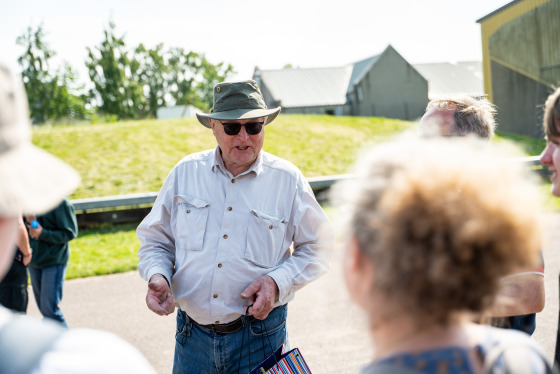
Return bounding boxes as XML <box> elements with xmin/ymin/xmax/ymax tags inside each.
<box><xmin>196</xmin><ymin>80</ymin><xmax>281</xmax><ymax>128</ymax></box>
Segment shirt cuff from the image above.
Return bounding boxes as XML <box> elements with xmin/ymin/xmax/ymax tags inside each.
<box><xmin>146</xmin><ymin>267</ymin><xmax>173</xmax><ymax>287</ymax></box>
<box><xmin>267</xmin><ymin>268</ymin><xmax>292</xmax><ymax>304</ymax></box>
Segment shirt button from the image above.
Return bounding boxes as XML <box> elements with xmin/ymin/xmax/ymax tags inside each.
<box><xmin>218</xmin><ymin>263</ymin><xmax>223</xmax><ymax>268</ymax></box>
<box><xmin>213</xmin><ymin>294</ymin><xmax>218</xmax><ymax>298</ymax></box>
<box><xmin>231</xmin><ymin>179</ymin><xmax>236</xmax><ymax>183</ymax></box>
<box><xmin>269</xmin><ymin>225</ymin><xmax>273</xmax><ymax>229</ymax></box>
<box><xmin>215</xmin><ymin>321</ymin><xmax>220</xmax><ymax>324</ymax></box>
<box><xmin>223</xmin><ymin>234</ymin><xmax>228</xmax><ymax>239</ymax></box>
<box><xmin>227</xmin><ymin>207</ymin><xmax>232</xmax><ymax>211</ymax></box>
<box><xmin>186</xmin><ymin>209</ymin><xmax>191</xmax><ymax>214</ymax></box>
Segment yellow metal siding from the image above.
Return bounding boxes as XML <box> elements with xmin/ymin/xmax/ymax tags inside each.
<box><xmin>479</xmin><ymin>0</ymin><xmax>550</xmax><ymax>101</ymax></box>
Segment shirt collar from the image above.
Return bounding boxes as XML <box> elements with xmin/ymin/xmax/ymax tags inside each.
<box><xmin>211</xmin><ymin>146</ymin><xmax>264</xmax><ymax>177</ymax></box>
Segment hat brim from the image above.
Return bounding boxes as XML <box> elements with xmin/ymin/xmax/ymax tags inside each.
<box><xmin>0</xmin><ymin>143</ymin><xmax>80</xmax><ymax>216</ymax></box>
<box><xmin>196</xmin><ymin>107</ymin><xmax>281</xmax><ymax>128</ymax></box>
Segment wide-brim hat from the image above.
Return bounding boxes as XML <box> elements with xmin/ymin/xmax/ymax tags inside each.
<box><xmin>196</xmin><ymin>79</ymin><xmax>281</xmax><ymax>128</ymax></box>
<box><xmin>0</xmin><ymin>63</ymin><xmax>80</xmax><ymax>216</ymax></box>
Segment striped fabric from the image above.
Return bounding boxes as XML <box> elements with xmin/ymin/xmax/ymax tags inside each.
<box><xmin>250</xmin><ymin>345</ymin><xmax>312</xmax><ymax>374</ymax></box>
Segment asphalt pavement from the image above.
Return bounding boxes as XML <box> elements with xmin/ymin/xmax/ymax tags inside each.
<box><xmin>26</xmin><ymin>213</ymin><xmax>560</xmax><ymax>374</ymax></box>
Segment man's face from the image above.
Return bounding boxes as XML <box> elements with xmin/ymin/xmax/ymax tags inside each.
<box><xmin>418</xmin><ymin>107</ymin><xmax>458</xmax><ymax>137</ymax></box>
<box><xmin>210</xmin><ymin>118</ymin><xmax>265</xmax><ymax>176</ymax></box>
<box><xmin>0</xmin><ymin>216</ymin><xmax>18</xmax><ymax>279</ymax></box>
<box><xmin>540</xmin><ymin>134</ymin><xmax>560</xmax><ymax>197</ymax></box>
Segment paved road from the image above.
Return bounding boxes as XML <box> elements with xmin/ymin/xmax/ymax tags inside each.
<box><xmin>26</xmin><ymin>213</ymin><xmax>560</xmax><ymax>374</ymax></box>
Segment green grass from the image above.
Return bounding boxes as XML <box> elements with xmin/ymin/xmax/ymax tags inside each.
<box><xmin>32</xmin><ymin>114</ymin><xmax>415</xmax><ymax>199</ymax></box>
<box><xmin>493</xmin><ymin>130</ymin><xmax>546</xmax><ymax>155</ymax></box>
<box><xmin>67</xmin><ymin>223</ymin><xmax>140</xmax><ymax>279</ymax></box>
<box><xmin>33</xmin><ymin>115</ymin><xmax>559</xmax><ymax>279</ymax></box>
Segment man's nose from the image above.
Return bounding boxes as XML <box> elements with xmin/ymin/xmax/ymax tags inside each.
<box><xmin>236</xmin><ymin>126</ymin><xmax>249</xmax><ymax>140</ymax></box>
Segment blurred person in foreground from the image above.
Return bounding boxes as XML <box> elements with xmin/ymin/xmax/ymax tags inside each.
<box><xmin>333</xmin><ymin>137</ymin><xmax>551</xmax><ymax>373</ymax></box>
<box><xmin>137</xmin><ymin>80</ymin><xmax>334</xmax><ymax>373</ymax></box>
<box><xmin>0</xmin><ymin>217</ymin><xmax>32</xmax><ymax>313</ymax></box>
<box><xmin>0</xmin><ymin>62</ymin><xmax>156</xmax><ymax>373</ymax></box>
<box><xmin>419</xmin><ymin>95</ymin><xmax>545</xmax><ymax>335</ymax></box>
<box><xmin>538</xmin><ymin>86</ymin><xmax>560</xmax><ymax>366</ymax></box>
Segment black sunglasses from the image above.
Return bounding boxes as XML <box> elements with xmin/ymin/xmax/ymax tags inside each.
<box><xmin>220</xmin><ymin>121</ymin><xmax>264</xmax><ymax>136</ymax></box>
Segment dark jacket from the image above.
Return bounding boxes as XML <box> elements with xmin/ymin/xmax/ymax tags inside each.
<box><xmin>29</xmin><ymin>198</ymin><xmax>78</xmax><ymax>268</ymax></box>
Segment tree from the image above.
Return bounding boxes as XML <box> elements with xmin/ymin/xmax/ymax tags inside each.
<box><xmin>131</xmin><ymin>43</ymin><xmax>167</xmax><ymax>118</ymax></box>
<box><xmin>86</xmin><ymin>20</ymin><xmax>236</xmax><ymax>119</ymax></box>
<box><xmin>166</xmin><ymin>48</ymin><xmax>234</xmax><ymax>111</ymax></box>
<box><xmin>166</xmin><ymin>48</ymin><xmax>204</xmax><ymax>109</ymax></box>
<box><xmin>16</xmin><ymin>25</ymin><xmax>88</xmax><ymax>123</ymax></box>
<box><xmin>86</xmin><ymin>21</ymin><xmax>143</xmax><ymax>119</ymax></box>
<box><xmin>198</xmin><ymin>57</ymin><xmax>235</xmax><ymax>110</ymax></box>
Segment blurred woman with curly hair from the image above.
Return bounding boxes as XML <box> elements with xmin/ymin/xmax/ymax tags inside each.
<box><xmin>335</xmin><ymin>137</ymin><xmax>551</xmax><ymax>373</ymax></box>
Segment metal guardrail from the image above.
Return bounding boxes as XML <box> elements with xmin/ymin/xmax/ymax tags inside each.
<box><xmin>70</xmin><ymin>157</ymin><xmax>548</xmax><ymax>227</ymax></box>
<box><xmin>71</xmin><ymin>174</ymin><xmax>358</xmax><ymax>213</ymax></box>
<box><xmin>72</xmin><ymin>192</ymin><xmax>158</xmax><ymax>211</ymax></box>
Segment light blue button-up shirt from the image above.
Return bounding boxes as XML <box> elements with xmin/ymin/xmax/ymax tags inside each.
<box><xmin>137</xmin><ymin>147</ymin><xmax>334</xmax><ymax>325</ymax></box>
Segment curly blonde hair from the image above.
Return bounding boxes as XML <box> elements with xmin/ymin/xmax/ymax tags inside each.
<box><xmin>544</xmin><ymin>87</ymin><xmax>560</xmax><ymax>139</ymax></box>
<box><xmin>427</xmin><ymin>95</ymin><xmax>497</xmax><ymax>139</ymax></box>
<box><xmin>335</xmin><ymin>137</ymin><xmax>541</xmax><ymax>325</ymax></box>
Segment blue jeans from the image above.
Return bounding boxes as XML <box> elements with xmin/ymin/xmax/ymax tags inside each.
<box><xmin>28</xmin><ymin>264</ymin><xmax>68</xmax><ymax>327</ymax></box>
<box><xmin>173</xmin><ymin>304</ymin><xmax>288</xmax><ymax>374</ymax></box>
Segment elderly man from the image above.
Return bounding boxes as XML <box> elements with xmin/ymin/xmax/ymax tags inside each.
<box><xmin>0</xmin><ymin>63</ymin><xmax>155</xmax><ymax>373</ymax></box>
<box><xmin>137</xmin><ymin>79</ymin><xmax>333</xmax><ymax>373</ymax></box>
<box><xmin>418</xmin><ymin>95</ymin><xmax>546</xmax><ymax>335</ymax></box>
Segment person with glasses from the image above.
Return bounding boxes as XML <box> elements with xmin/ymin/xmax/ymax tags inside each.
<box><xmin>418</xmin><ymin>95</ymin><xmax>545</xmax><ymax>336</ymax></box>
<box><xmin>137</xmin><ymin>79</ymin><xmax>334</xmax><ymax>373</ymax></box>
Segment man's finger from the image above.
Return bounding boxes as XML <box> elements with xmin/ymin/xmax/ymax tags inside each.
<box><xmin>146</xmin><ymin>293</ymin><xmax>175</xmax><ymax>315</ymax></box>
<box><xmin>240</xmin><ymin>282</ymin><xmax>259</xmax><ymax>299</ymax></box>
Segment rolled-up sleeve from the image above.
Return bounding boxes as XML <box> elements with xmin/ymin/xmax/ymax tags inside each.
<box><xmin>137</xmin><ymin>171</ymin><xmax>177</xmax><ymax>284</ymax></box>
<box><xmin>267</xmin><ymin>178</ymin><xmax>334</xmax><ymax>303</ymax></box>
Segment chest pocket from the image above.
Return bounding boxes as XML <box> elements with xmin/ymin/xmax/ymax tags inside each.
<box><xmin>245</xmin><ymin>209</ymin><xmax>288</xmax><ymax>268</ymax></box>
<box><xmin>174</xmin><ymin>195</ymin><xmax>210</xmax><ymax>251</ymax></box>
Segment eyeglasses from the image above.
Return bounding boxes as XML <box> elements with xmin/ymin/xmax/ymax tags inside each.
<box><xmin>220</xmin><ymin>121</ymin><xmax>264</xmax><ymax>136</ymax></box>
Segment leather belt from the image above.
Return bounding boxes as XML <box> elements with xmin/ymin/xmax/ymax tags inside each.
<box><xmin>189</xmin><ymin>314</ymin><xmax>255</xmax><ymax>334</ymax></box>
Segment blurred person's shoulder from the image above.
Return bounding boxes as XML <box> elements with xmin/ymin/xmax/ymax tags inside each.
<box><xmin>0</xmin><ymin>307</ymin><xmax>156</xmax><ymax>374</ymax></box>
<box><xmin>32</xmin><ymin>327</ymin><xmax>157</xmax><ymax>374</ymax></box>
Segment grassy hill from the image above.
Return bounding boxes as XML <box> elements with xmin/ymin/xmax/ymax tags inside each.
<box><xmin>33</xmin><ymin>114</ymin><xmax>546</xmax><ymax>199</ymax></box>
<box><xmin>31</xmin><ymin>114</ymin><xmax>553</xmax><ymax>279</ymax></box>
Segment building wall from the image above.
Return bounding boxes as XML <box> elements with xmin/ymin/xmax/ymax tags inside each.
<box><xmin>352</xmin><ymin>47</ymin><xmax>428</xmax><ymax>120</ymax></box>
<box><xmin>257</xmin><ymin>80</ymin><xmax>278</xmax><ymax>109</ymax></box>
<box><xmin>492</xmin><ymin>61</ymin><xmax>552</xmax><ymax>137</ymax></box>
<box><xmin>280</xmin><ymin>105</ymin><xmax>349</xmax><ymax>115</ymax></box>
<box><xmin>479</xmin><ymin>0</ymin><xmax>560</xmax><ymax>137</ymax></box>
<box><xmin>479</xmin><ymin>0</ymin><xmax>550</xmax><ymax>101</ymax></box>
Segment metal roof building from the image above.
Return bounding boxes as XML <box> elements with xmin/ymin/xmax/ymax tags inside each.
<box><xmin>412</xmin><ymin>61</ymin><xmax>484</xmax><ymax>99</ymax></box>
<box><xmin>254</xmin><ymin>45</ymin><xmax>429</xmax><ymax>120</ymax></box>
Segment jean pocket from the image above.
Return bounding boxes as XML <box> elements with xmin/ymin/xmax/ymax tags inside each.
<box><xmin>174</xmin><ymin>195</ymin><xmax>210</xmax><ymax>251</ymax></box>
<box><xmin>175</xmin><ymin>310</ymin><xmax>192</xmax><ymax>345</ymax></box>
<box><xmin>245</xmin><ymin>210</ymin><xmax>287</xmax><ymax>268</ymax></box>
<box><xmin>249</xmin><ymin>306</ymin><xmax>287</xmax><ymax>337</ymax></box>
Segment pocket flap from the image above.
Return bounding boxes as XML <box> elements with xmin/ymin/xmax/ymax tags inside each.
<box><xmin>174</xmin><ymin>195</ymin><xmax>209</xmax><ymax>209</ymax></box>
<box><xmin>250</xmin><ymin>209</ymin><xmax>287</xmax><ymax>226</ymax></box>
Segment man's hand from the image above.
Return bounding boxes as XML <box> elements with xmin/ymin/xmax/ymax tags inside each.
<box><xmin>146</xmin><ymin>274</ymin><xmax>175</xmax><ymax>316</ymax></box>
<box><xmin>241</xmin><ymin>275</ymin><xmax>279</xmax><ymax>320</ymax></box>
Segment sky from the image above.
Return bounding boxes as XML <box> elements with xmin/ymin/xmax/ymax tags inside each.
<box><xmin>0</xmin><ymin>0</ymin><xmax>512</xmax><ymax>84</ymax></box>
